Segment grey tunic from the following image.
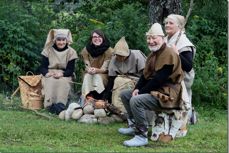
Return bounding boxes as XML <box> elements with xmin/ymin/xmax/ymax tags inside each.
<box><xmin>108</xmin><ymin>50</ymin><xmax>146</xmax><ymax>77</ymax></box>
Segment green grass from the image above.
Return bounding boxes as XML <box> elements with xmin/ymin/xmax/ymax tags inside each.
<box><xmin>0</xmin><ymin>94</ymin><xmax>227</xmax><ymax>152</ymax></box>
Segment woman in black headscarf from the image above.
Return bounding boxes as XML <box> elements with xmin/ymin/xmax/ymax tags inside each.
<box><xmin>81</xmin><ymin>29</ymin><xmax>113</xmax><ymax>100</ymax></box>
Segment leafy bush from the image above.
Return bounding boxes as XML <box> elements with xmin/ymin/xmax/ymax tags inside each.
<box><xmin>0</xmin><ymin>1</ymin><xmax>55</xmax><ymax>91</ymax></box>
<box><xmin>0</xmin><ymin>0</ymin><xmax>227</xmax><ymax>109</ymax></box>
<box><xmin>51</xmin><ymin>2</ymin><xmax>149</xmax><ymax>84</ymax></box>
<box><xmin>187</xmin><ymin>16</ymin><xmax>227</xmax><ymax>109</ymax></box>
<box><xmin>0</xmin><ymin>20</ymin><xmax>39</xmax><ymax>89</ymax></box>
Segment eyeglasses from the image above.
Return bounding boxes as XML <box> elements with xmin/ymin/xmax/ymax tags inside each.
<box><xmin>92</xmin><ymin>35</ymin><xmax>102</xmax><ymax>39</ymax></box>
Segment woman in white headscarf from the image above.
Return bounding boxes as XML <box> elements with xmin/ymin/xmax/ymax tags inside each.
<box><xmin>164</xmin><ymin>14</ymin><xmax>196</xmax><ymax>121</ymax></box>
<box><xmin>155</xmin><ymin>14</ymin><xmax>196</xmax><ymax>140</ymax></box>
<box><xmin>165</xmin><ymin>14</ymin><xmax>196</xmax><ymax>107</ymax></box>
<box><xmin>80</xmin><ymin>29</ymin><xmax>113</xmax><ymax>100</ymax></box>
<box><xmin>39</xmin><ymin>29</ymin><xmax>78</xmax><ymax>114</ymax></box>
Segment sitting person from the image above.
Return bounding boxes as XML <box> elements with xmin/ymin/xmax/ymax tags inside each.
<box><xmin>39</xmin><ymin>29</ymin><xmax>78</xmax><ymax>114</ymax></box>
<box><xmin>118</xmin><ymin>23</ymin><xmax>186</xmax><ymax>147</ymax></box>
<box><xmin>149</xmin><ymin>14</ymin><xmax>197</xmax><ymax>140</ymax></box>
<box><xmin>80</xmin><ymin>29</ymin><xmax>113</xmax><ymax>101</ymax></box>
<box><xmin>102</xmin><ymin>37</ymin><xmax>146</xmax><ymax>114</ymax></box>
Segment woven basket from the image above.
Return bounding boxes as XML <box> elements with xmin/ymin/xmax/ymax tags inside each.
<box><xmin>18</xmin><ymin>72</ymin><xmax>43</xmax><ymax>110</ymax></box>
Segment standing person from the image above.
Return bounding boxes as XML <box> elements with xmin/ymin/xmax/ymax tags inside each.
<box><xmin>102</xmin><ymin>37</ymin><xmax>146</xmax><ymax>114</ymax></box>
<box><xmin>40</xmin><ymin>29</ymin><xmax>78</xmax><ymax>114</ymax></box>
<box><xmin>164</xmin><ymin>14</ymin><xmax>196</xmax><ymax>124</ymax></box>
<box><xmin>118</xmin><ymin>23</ymin><xmax>184</xmax><ymax>147</ymax></box>
<box><xmin>81</xmin><ymin>29</ymin><xmax>113</xmax><ymax>101</ymax></box>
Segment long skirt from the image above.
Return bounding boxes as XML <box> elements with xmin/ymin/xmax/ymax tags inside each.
<box><xmin>42</xmin><ymin>76</ymin><xmax>72</xmax><ymax>108</ymax></box>
<box><xmin>81</xmin><ymin>73</ymin><xmax>108</xmax><ymax>97</ymax></box>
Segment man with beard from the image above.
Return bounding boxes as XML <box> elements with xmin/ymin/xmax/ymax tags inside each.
<box><xmin>118</xmin><ymin>23</ymin><xmax>184</xmax><ymax>147</ymax></box>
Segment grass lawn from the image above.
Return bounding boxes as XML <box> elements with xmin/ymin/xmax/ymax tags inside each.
<box><xmin>0</xmin><ymin>94</ymin><xmax>227</xmax><ymax>152</ymax></box>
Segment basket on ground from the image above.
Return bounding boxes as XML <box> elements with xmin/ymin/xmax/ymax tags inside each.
<box><xmin>18</xmin><ymin>73</ymin><xmax>43</xmax><ymax>110</ymax></box>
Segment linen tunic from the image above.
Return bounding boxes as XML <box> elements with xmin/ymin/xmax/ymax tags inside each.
<box><xmin>81</xmin><ymin>47</ymin><xmax>113</xmax><ymax>97</ymax></box>
<box><xmin>41</xmin><ymin>46</ymin><xmax>78</xmax><ymax>108</ymax></box>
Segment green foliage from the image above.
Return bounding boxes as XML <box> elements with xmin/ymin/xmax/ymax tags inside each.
<box><xmin>0</xmin><ymin>18</ymin><xmax>42</xmax><ymax>88</ymax></box>
<box><xmin>0</xmin><ymin>1</ymin><xmax>55</xmax><ymax>91</ymax></box>
<box><xmin>50</xmin><ymin>2</ymin><xmax>149</xmax><ymax>85</ymax></box>
<box><xmin>0</xmin><ymin>0</ymin><xmax>227</xmax><ymax>109</ymax></box>
<box><xmin>192</xmin><ymin>51</ymin><xmax>227</xmax><ymax>109</ymax></box>
<box><xmin>184</xmin><ymin>0</ymin><xmax>227</xmax><ymax>109</ymax></box>
<box><xmin>187</xmin><ymin>16</ymin><xmax>227</xmax><ymax>64</ymax></box>
<box><xmin>186</xmin><ymin>16</ymin><xmax>227</xmax><ymax>109</ymax></box>
<box><xmin>104</xmin><ymin>3</ymin><xmax>149</xmax><ymax>53</ymax></box>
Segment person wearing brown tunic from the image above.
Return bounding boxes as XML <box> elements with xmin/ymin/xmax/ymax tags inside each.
<box><xmin>81</xmin><ymin>29</ymin><xmax>113</xmax><ymax>100</ymax></box>
<box><xmin>118</xmin><ymin>23</ymin><xmax>184</xmax><ymax>147</ymax></box>
<box><xmin>39</xmin><ymin>29</ymin><xmax>78</xmax><ymax>114</ymax></box>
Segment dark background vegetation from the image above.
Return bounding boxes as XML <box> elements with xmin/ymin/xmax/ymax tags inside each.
<box><xmin>0</xmin><ymin>0</ymin><xmax>227</xmax><ymax>109</ymax></box>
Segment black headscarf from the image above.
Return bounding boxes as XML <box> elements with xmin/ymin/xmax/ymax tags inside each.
<box><xmin>86</xmin><ymin>29</ymin><xmax>110</xmax><ymax>58</ymax></box>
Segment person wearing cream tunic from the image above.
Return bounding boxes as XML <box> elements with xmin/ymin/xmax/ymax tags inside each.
<box><xmin>40</xmin><ymin>29</ymin><xmax>78</xmax><ymax>113</ymax></box>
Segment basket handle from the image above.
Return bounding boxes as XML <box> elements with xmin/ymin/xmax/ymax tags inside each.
<box><xmin>26</xmin><ymin>71</ymin><xmax>34</xmax><ymax>76</ymax></box>
<box><xmin>10</xmin><ymin>87</ymin><xmax>20</xmax><ymax>99</ymax></box>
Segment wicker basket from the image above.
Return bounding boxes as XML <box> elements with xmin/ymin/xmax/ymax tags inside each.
<box><xmin>18</xmin><ymin>72</ymin><xmax>43</xmax><ymax>110</ymax></box>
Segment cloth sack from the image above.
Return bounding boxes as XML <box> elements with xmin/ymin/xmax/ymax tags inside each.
<box><xmin>112</xmin><ymin>76</ymin><xmax>136</xmax><ymax>113</ymax></box>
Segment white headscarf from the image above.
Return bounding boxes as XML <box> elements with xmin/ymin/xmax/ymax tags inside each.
<box><xmin>165</xmin><ymin>14</ymin><xmax>185</xmax><ymax>29</ymax></box>
<box><xmin>44</xmin><ymin>29</ymin><xmax>73</xmax><ymax>49</ymax></box>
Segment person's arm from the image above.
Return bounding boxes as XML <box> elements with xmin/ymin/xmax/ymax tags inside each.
<box><xmin>95</xmin><ymin>60</ymin><xmax>110</xmax><ymax>74</ymax></box>
<box><xmin>81</xmin><ymin>48</ymin><xmax>91</xmax><ymax>71</ymax></box>
<box><xmin>179</xmin><ymin>51</ymin><xmax>193</xmax><ymax>72</ymax></box>
<box><xmin>102</xmin><ymin>76</ymin><xmax>116</xmax><ymax>103</ymax></box>
<box><xmin>95</xmin><ymin>49</ymin><xmax>113</xmax><ymax>74</ymax></box>
<box><xmin>39</xmin><ymin>55</ymin><xmax>49</xmax><ymax>76</ymax></box>
<box><xmin>138</xmin><ymin>65</ymin><xmax>174</xmax><ymax>94</ymax></box>
<box><xmin>134</xmin><ymin>75</ymin><xmax>147</xmax><ymax>90</ymax></box>
<box><xmin>63</xmin><ymin>59</ymin><xmax>76</xmax><ymax>77</ymax></box>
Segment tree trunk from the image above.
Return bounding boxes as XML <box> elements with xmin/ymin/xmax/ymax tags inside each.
<box><xmin>149</xmin><ymin>0</ymin><xmax>182</xmax><ymax>25</ymax></box>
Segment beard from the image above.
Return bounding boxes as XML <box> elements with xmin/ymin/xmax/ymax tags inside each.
<box><xmin>148</xmin><ymin>43</ymin><xmax>163</xmax><ymax>52</ymax></box>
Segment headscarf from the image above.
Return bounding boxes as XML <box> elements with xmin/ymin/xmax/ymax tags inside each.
<box><xmin>86</xmin><ymin>29</ymin><xmax>110</xmax><ymax>58</ymax></box>
<box><xmin>44</xmin><ymin>29</ymin><xmax>73</xmax><ymax>49</ymax></box>
<box><xmin>164</xmin><ymin>14</ymin><xmax>185</xmax><ymax>30</ymax></box>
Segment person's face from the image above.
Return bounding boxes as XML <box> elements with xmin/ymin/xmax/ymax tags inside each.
<box><xmin>146</xmin><ymin>35</ymin><xmax>164</xmax><ymax>52</ymax></box>
<box><xmin>92</xmin><ymin>32</ymin><xmax>103</xmax><ymax>46</ymax></box>
<box><xmin>164</xmin><ymin>19</ymin><xmax>180</xmax><ymax>37</ymax></box>
<box><xmin>115</xmin><ymin>55</ymin><xmax>127</xmax><ymax>62</ymax></box>
<box><xmin>55</xmin><ymin>37</ymin><xmax>67</xmax><ymax>49</ymax></box>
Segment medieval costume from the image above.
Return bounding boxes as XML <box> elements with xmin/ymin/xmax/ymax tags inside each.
<box><xmin>164</xmin><ymin>14</ymin><xmax>196</xmax><ymax>104</ymax></box>
<box><xmin>40</xmin><ymin>29</ymin><xmax>78</xmax><ymax>110</ymax></box>
<box><xmin>118</xmin><ymin>23</ymin><xmax>185</xmax><ymax>147</ymax></box>
<box><xmin>103</xmin><ymin>37</ymin><xmax>146</xmax><ymax>113</ymax></box>
<box><xmin>81</xmin><ymin>29</ymin><xmax>113</xmax><ymax>99</ymax></box>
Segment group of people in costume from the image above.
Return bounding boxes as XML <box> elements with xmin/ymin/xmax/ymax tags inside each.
<box><xmin>39</xmin><ymin>14</ymin><xmax>196</xmax><ymax>147</ymax></box>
